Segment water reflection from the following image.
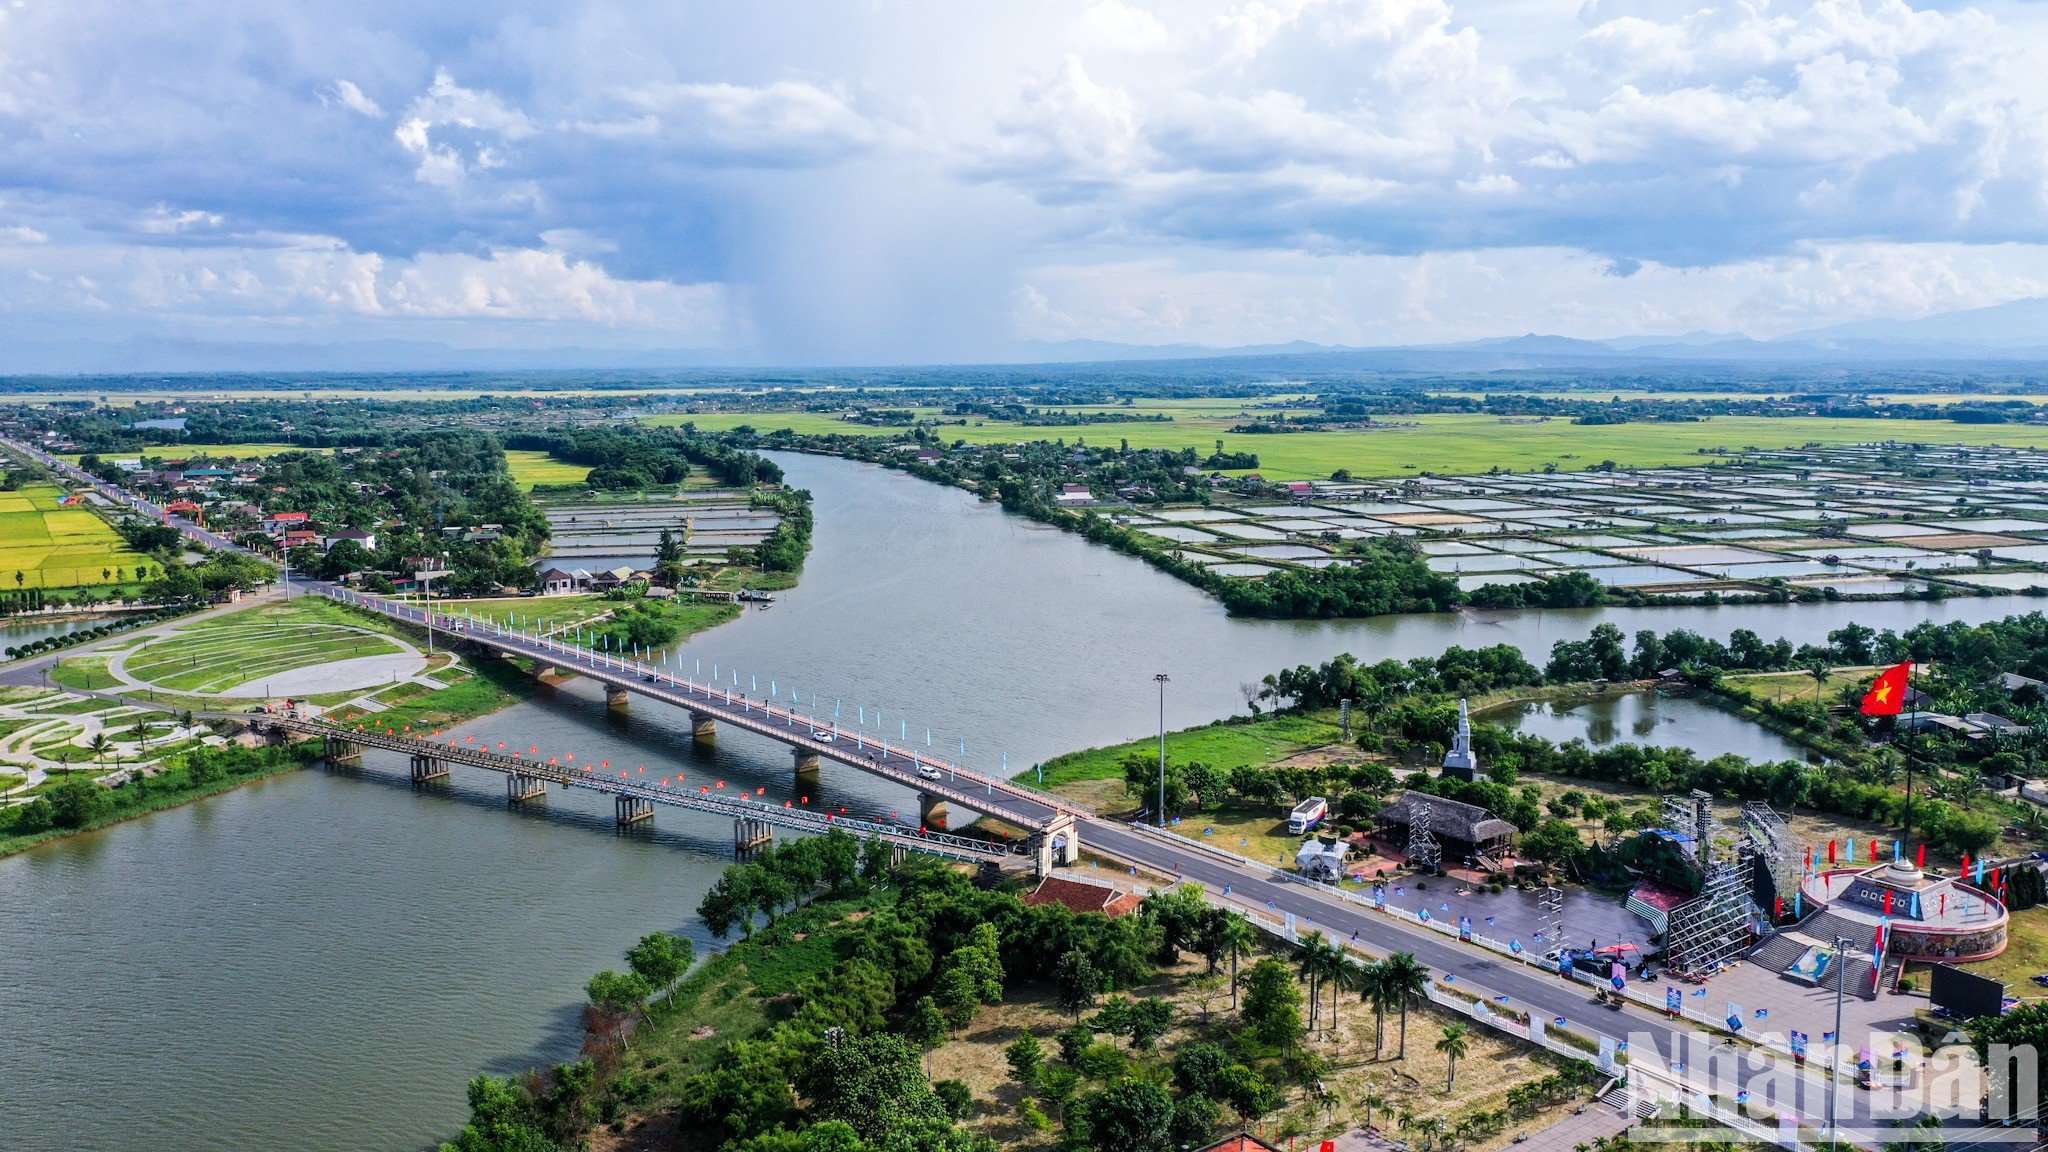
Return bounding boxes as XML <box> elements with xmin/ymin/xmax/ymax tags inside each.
<box><xmin>1491</xmin><ymin>690</ymin><xmax>1815</xmax><ymax>763</ymax></box>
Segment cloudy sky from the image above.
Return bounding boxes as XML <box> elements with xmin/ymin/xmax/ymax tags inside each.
<box><xmin>5</xmin><ymin>0</ymin><xmax>2048</xmax><ymax>364</ymax></box>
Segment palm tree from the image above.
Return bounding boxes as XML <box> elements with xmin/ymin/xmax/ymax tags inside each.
<box><xmin>1437</xmin><ymin>1021</ymin><xmax>1470</xmax><ymax>1091</ymax></box>
<box><xmin>89</xmin><ymin>731</ymin><xmax>111</xmax><ymax>770</ymax></box>
<box><xmin>1361</xmin><ymin>1091</ymin><xmax>1387</xmax><ymax>1133</ymax></box>
<box><xmin>1804</xmin><ymin>658</ymin><xmax>1831</xmax><ymax>702</ymax></box>
<box><xmin>1328</xmin><ymin>950</ymin><xmax>1364</xmax><ymax>1036</ymax></box>
<box><xmin>1222</xmin><ymin>912</ymin><xmax>1257</xmax><ymax>1011</ymax></box>
<box><xmin>1360</xmin><ymin>960</ymin><xmax>1392</xmax><ymax>1058</ymax></box>
<box><xmin>1412</xmin><ymin>1117</ymin><xmax>1443</xmax><ymax>1150</ymax></box>
<box><xmin>1295</xmin><ymin>931</ymin><xmax>1333</xmax><ymax>1031</ymax></box>
<box><xmin>1383</xmin><ymin>951</ymin><xmax>1430</xmax><ymax>1059</ymax></box>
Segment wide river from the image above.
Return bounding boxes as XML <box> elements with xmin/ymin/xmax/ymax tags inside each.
<box><xmin>3</xmin><ymin>452</ymin><xmax>2038</xmax><ymax>1152</ymax></box>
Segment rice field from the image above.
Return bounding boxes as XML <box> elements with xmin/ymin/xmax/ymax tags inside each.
<box><xmin>0</xmin><ymin>485</ymin><xmax>150</xmax><ymax>590</ymax></box>
<box><xmin>123</xmin><ymin>601</ymin><xmax>405</xmax><ymax>695</ymax></box>
<box><xmin>653</xmin><ymin>409</ymin><xmax>2048</xmax><ymax>481</ymax></box>
<box><xmin>504</xmin><ymin>449</ymin><xmax>592</xmax><ymax>488</ymax></box>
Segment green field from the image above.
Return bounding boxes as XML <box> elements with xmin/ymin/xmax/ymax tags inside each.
<box><xmin>61</xmin><ymin>443</ymin><xmax>320</xmax><ymax>467</ymax></box>
<box><xmin>1033</xmin><ymin>710</ymin><xmax>1341</xmax><ymax>787</ymax></box>
<box><xmin>503</xmin><ymin>449</ymin><xmax>592</xmax><ymax>488</ymax></box>
<box><xmin>654</xmin><ymin>409</ymin><xmax>2048</xmax><ymax>480</ymax></box>
<box><xmin>0</xmin><ymin>485</ymin><xmax>149</xmax><ymax>590</ymax></box>
<box><xmin>122</xmin><ymin>599</ymin><xmax>405</xmax><ymax>694</ymax></box>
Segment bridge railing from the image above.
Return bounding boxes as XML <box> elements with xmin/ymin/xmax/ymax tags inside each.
<box><xmin>272</xmin><ymin>717</ymin><xmax>1010</xmax><ymax>860</ymax></box>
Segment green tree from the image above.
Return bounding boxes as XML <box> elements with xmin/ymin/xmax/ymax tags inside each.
<box><xmin>1004</xmin><ymin>1032</ymin><xmax>1043</xmax><ymax>1087</ymax></box>
<box><xmin>1125</xmin><ymin>999</ymin><xmax>1176</xmax><ymax>1051</ymax></box>
<box><xmin>1221</xmin><ymin>912</ymin><xmax>1257</xmax><ymax>1011</ymax></box>
<box><xmin>438</xmin><ymin>1073</ymin><xmax>561</xmax><ymax>1152</ymax></box>
<box><xmin>1436</xmin><ymin>1021</ymin><xmax>1471</xmax><ymax>1090</ymax></box>
<box><xmin>933</xmin><ymin>967</ymin><xmax>980</xmax><ymax>1032</ymax></box>
<box><xmin>584</xmin><ymin>969</ymin><xmax>651</xmax><ymax>1014</ymax></box>
<box><xmin>1240</xmin><ymin>957</ymin><xmax>1304</xmax><ymax>1049</ymax></box>
<box><xmin>1214</xmin><ymin>1064</ymin><xmax>1278</xmax><ymax>1128</ymax></box>
<box><xmin>1084</xmin><ymin>1077</ymin><xmax>1174</xmax><ymax>1152</ymax></box>
<box><xmin>44</xmin><ymin>777</ymin><xmax>111</xmax><ymax>829</ymax></box>
<box><xmin>1054</xmin><ymin>950</ymin><xmax>1099</xmax><ymax>1020</ymax></box>
<box><xmin>905</xmin><ymin>996</ymin><xmax>948</xmax><ymax>1052</ymax></box>
<box><xmin>797</xmin><ymin>1034</ymin><xmax>948</xmax><ymax>1143</ymax></box>
<box><xmin>1382</xmin><ymin>952</ymin><xmax>1430</xmax><ymax>1058</ymax></box>
<box><xmin>625</xmin><ymin>931</ymin><xmax>693</xmax><ymax>1002</ymax></box>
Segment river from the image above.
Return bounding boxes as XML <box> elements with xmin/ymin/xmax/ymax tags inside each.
<box><xmin>2</xmin><ymin>451</ymin><xmax>2038</xmax><ymax>1152</ymax></box>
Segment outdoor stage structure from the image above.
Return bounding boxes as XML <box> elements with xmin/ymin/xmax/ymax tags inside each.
<box><xmin>1655</xmin><ymin>791</ymin><xmax>1801</xmax><ymax>979</ymax></box>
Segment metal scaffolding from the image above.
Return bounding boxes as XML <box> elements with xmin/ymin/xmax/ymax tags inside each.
<box><xmin>1740</xmin><ymin>800</ymin><xmax>1798</xmax><ymax>912</ymax></box>
<box><xmin>1407</xmin><ymin>803</ymin><xmax>1441</xmax><ymax>872</ymax></box>
<box><xmin>1665</xmin><ymin>857</ymin><xmax>1755</xmax><ymax>978</ymax></box>
<box><xmin>1538</xmin><ymin>884</ymin><xmax>1567</xmax><ymax>954</ymax></box>
<box><xmin>1660</xmin><ymin>789</ymin><xmax>1717</xmax><ymax>874</ymax></box>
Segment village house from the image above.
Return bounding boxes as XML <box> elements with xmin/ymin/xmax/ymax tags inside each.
<box><xmin>260</xmin><ymin>511</ymin><xmax>311</xmax><ymax>536</ymax></box>
<box><xmin>323</xmin><ymin>527</ymin><xmax>377</xmax><ymax>552</ymax></box>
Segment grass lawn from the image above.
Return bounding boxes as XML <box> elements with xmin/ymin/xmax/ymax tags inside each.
<box><xmin>433</xmin><ymin>593</ymin><xmax>614</xmax><ymax>628</ymax></box>
<box><xmin>0</xmin><ymin>484</ymin><xmax>149</xmax><ymax>591</ymax></box>
<box><xmin>1034</xmin><ymin>710</ymin><xmax>1345</xmax><ymax>788</ymax></box>
<box><xmin>504</xmin><ymin>449</ymin><xmax>592</xmax><ymax>488</ymax></box>
<box><xmin>124</xmin><ymin>600</ymin><xmax>405</xmax><ymax>694</ymax></box>
<box><xmin>1933</xmin><ymin>906</ymin><xmax>2048</xmax><ymax>996</ymax></box>
<box><xmin>656</xmin><ymin>409</ymin><xmax>2048</xmax><ymax>481</ymax></box>
<box><xmin>1721</xmin><ymin>666</ymin><xmax>1882</xmax><ymax>706</ymax></box>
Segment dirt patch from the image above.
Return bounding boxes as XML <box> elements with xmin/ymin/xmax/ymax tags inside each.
<box><xmin>1272</xmin><ymin>743</ymin><xmax>1372</xmax><ymax>772</ymax></box>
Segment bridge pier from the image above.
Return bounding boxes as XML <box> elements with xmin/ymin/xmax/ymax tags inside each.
<box><xmin>616</xmin><ymin>795</ymin><xmax>654</xmax><ymax>826</ymax></box>
<box><xmin>689</xmin><ymin>711</ymin><xmax>716</xmax><ymax>742</ymax></box>
<box><xmin>918</xmin><ymin>792</ymin><xmax>949</xmax><ymax>829</ymax></box>
<box><xmin>409</xmin><ymin>753</ymin><xmax>448</xmax><ymax>783</ymax></box>
<box><xmin>536</xmin><ymin>663</ymin><xmax>570</xmax><ymax>683</ymax></box>
<box><xmin>507</xmin><ymin>772</ymin><xmax>548</xmax><ymax>804</ymax></box>
<box><xmin>606</xmin><ymin>685</ymin><xmax>630</xmax><ymax>713</ymax></box>
<box><xmin>734</xmin><ymin>816</ymin><xmax>772</xmax><ymax>853</ymax></box>
<box><xmin>323</xmin><ymin>735</ymin><xmax>361</xmax><ymax>767</ymax></box>
<box><xmin>792</xmin><ymin>748</ymin><xmax>821</xmax><ymax>784</ymax></box>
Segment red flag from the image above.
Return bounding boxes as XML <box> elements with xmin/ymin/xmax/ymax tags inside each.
<box><xmin>1870</xmin><ymin>839</ymin><xmax>1879</xmax><ymax>863</ymax></box>
<box><xmin>1916</xmin><ymin>843</ymin><xmax>1926</xmax><ymax>869</ymax></box>
<box><xmin>1828</xmin><ymin>840</ymin><xmax>1837</xmax><ymax>864</ymax></box>
<box><xmin>1861</xmin><ymin>662</ymin><xmax>1912</xmax><ymax>716</ymax></box>
<box><xmin>1884</xmin><ymin>889</ymin><xmax>1895</xmax><ymax>915</ymax></box>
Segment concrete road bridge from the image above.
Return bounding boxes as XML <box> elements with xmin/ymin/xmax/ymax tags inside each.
<box><xmin>0</xmin><ymin>434</ymin><xmax>1956</xmax><ymax>1148</ymax></box>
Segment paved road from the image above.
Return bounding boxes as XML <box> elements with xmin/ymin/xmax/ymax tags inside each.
<box><xmin>0</xmin><ymin>434</ymin><xmax>1962</xmax><ymax>1146</ymax></box>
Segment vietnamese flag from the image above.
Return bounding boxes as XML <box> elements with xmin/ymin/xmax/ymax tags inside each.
<box><xmin>1861</xmin><ymin>662</ymin><xmax>1912</xmax><ymax>716</ymax></box>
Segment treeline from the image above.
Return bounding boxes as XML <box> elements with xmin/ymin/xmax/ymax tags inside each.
<box><xmin>749</xmin><ymin>488</ymin><xmax>814</xmax><ymax>573</ymax></box>
<box><xmin>0</xmin><ymin>743</ymin><xmax>317</xmax><ymax>850</ymax></box>
<box><xmin>447</xmin><ymin>848</ymin><xmax>1318</xmax><ymax>1152</ymax></box>
<box><xmin>507</xmin><ymin>426</ymin><xmax>785</xmax><ymax>491</ymax></box>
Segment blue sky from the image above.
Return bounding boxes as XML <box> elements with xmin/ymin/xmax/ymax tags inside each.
<box><xmin>5</xmin><ymin>0</ymin><xmax>2048</xmax><ymax>363</ymax></box>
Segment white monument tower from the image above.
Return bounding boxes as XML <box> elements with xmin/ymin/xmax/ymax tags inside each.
<box><xmin>1441</xmin><ymin>698</ymin><xmax>1479</xmax><ymax>782</ymax></box>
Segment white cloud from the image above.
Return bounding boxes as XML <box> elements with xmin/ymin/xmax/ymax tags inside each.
<box><xmin>0</xmin><ymin>225</ymin><xmax>48</xmax><ymax>245</ymax></box>
<box><xmin>137</xmin><ymin>207</ymin><xmax>223</xmax><ymax>234</ymax></box>
<box><xmin>327</xmin><ymin>79</ymin><xmax>384</xmax><ymax>119</ymax></box>
<box><xmin>395</xmin><ymin>70</ymin><xmax>536</xmax><ymax>187</ymax></box>
<box><xmin>1076</xmin><ymin>1</ymin><xmax>1176</xmax><ymax>53</ymax></box>
<box><xmin>598</xmin><ymin>79</ymin><xmax>880</xmax><ymax>165</ymax></box>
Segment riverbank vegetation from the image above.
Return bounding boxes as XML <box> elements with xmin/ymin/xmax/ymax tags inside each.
<box><xmin>440</xmin><ymin>845</ymin><xmax>1597</xmax><ymax>1152</ymax></box>
<box><xmin>0</xmin><ymin>742</ymin><xmax>317</xmax><ymax>857</ymax></box>
<box><xmin>1040</xmin><ymin>615</ymin><xmax>2048</xmax><ymax>879</ymax></box>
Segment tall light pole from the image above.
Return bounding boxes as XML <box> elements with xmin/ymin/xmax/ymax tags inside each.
<box><xmin>1826</xmin><ymin>933</ymin><xmax>1850</xmax><ymax>1139</ymax></box>
<box><xmin>1154</xmin><ymin>673</ymin><xmax>1170</xmax><ymax>827</ymax></box>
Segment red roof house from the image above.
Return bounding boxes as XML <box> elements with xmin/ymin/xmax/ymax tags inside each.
<box><xmin>1022</xmin><ymin>876</ymin><xmax>1143</xmax><ymax>918</ymax></box>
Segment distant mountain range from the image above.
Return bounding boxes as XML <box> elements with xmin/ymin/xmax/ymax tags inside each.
<box><xmin>14</xmin><ymin>294</ymin><xmax>2048</xmax><ymax>375</ymax></box>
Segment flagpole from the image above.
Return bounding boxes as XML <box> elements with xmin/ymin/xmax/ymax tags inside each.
<box><xmin>1903</xmin><ymin>663</ymin><xmax>1916</xmax><ymax>842</ymax></box>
